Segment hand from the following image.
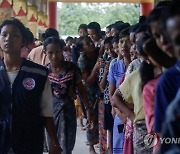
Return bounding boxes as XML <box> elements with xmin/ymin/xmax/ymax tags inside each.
<box><xmin>98</xmin><ymin>58</ymin><xmax>105</xmax><ymax>67</ymax></box>
<box><xmin>104</xmin><ymin>62</ymin><xmax>110</xmax><ymax>73</ymax></box>
<box><xmin>49</xmin><ymin>143</ymin><xmax>63</xmax><ymax>154</ymax></box>
<box><xmin>111</xmin><ymin>107</ymin><xmax>116</xmax><ymax>118</ymax></box>
<box><xmin>86</xmin><ymin>108</ymin><xmax>92</xmax><ymax>122</ymax></box>
<box><xmin>93</xmin><ymin>61</ymin><xmax>101</xmax><ymax>72</ymax></box>
<box><xmin>129</xmin><ymin>112</ymin><xmax>135</xmax><ymax>123</ymax></box>
<box><xmin>126</xmin><ymin>104</ymin><xmax>134</xmax><ymax>110</ymax></box>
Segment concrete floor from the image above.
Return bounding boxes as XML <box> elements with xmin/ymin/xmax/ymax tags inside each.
<box><xmin>44</xmin><ymin>121</ymin><xmax>100</xmax><ymax>154</ymax></box>
<box><xmin>73</xmin><ymin>122</ymin><xmax>100</xmax><ymax>154</ymax></box>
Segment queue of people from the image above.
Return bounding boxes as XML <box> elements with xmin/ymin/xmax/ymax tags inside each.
<box><xmin>0</xmin><ymin>0</ymin><xmax>180</xmax><ymax>154</ymax></box>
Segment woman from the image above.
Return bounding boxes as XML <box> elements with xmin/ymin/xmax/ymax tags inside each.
<box><xmin>43</xmin><ymin>37</ymin><xmax>91</xmax><ymax>154</ymax></box>
<box><xmin>0</xmin><ymin>17</ymin><xmax>62</xmax><ymax>154</ymax></box>
<box><xmin>147</xmin><ymin>2</ymin><xmax>178</xmax><ymax>135</ymax></box>
<box><xmin>77</xmin><ymin>36</ymin><xmax>100</xmax><ymax>154</ymax></box>
<box><xmin>87</xmin><ymin>22</ymin><xmax>102</xmax><ymax>48</ymax></box>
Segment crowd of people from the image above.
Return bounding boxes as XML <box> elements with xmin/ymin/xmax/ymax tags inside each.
<box><xmin>0</xmin><ymin>0</ymin><xmax>180</xmax><ymax>154</ymax></box>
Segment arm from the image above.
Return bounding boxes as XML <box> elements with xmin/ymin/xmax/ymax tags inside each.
<box><xmin>44</xmin><ymin>117</ymin><xmax>62</xmax><ymax>154</ymax></box>
<box><xmin>143</xmin><ymin>85</ymin><xmax>155</xmax><ymax>134</ymax></box>
<box><xmin>82</xmin><ymin>61</ymin><xmax>99</xmax><ymax>86</ymax></box>
<box><xmin>99</xmin><ymin>62</ymin><xmax>110</xmax><ymax>91</ymax></box>
<box><xmin>113</xmin><ymin>107</ymin><xmax>127</xmax><ymax>124</ymax></box>
<box><xmin>77</xmin><ymin>81</ymin><xmax>92</xmax><ymax>122</ymax></box>
<box><xmin>109</xmin><ymin>83</ymin><xmax>116</xmax><ymax>103</ymax></box>
<box><xmin>27</xmin><ymin>48</ymin><xmax>35</xmax><ymax>61</ymax></box>
<box><xmin>40</xmin><ymin>79</ymin><xmax>62</xmax><ymax>154</ymax></box>
<box><xmin>112</xmin><ymin>89</ymin><xmax>135</xmax><ymax>122</ymax></box>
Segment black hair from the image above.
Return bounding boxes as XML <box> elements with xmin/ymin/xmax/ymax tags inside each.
<box><xmin>136</xmin><ymin>32</ymin><xmax>150</xmax><ymax>56</ymax></box>
<box><xmin>129</xmin><ymin>23</ymin><xmax>139</xmax><ymax>33</ymax></box>
<box><xmin>146</xmin><ymin>1</ymin><xmax>171</xmax><ymax>33</ymax></box>
<box><xmin>134</xmin><ymin>23</ymin><xmax>147</xmax><ymax>36</ymax></box>
<box><xmin>143</xmin><ymin>38</ymin><xmax>176</xmax><ymax>68</ymax></box>
<box><xmin>26</xmin><ymin>28</ymin><xmax>34</xmax><ymax>44</ymax></box>
<box><xmin>87</xmin><ymin>22</ymin><xmax>101</xmax><ymax>33</ymax></box>
<box><xmin>112</xmin><ymin>36</ymin><xmax>119</xmax><ymax>44</ymax></box>
<box><xmin>119</xmin><ymin>27</ymin><xmax>130</xmax><ymax>39</ymax></box>
<box><xmin>139</xmin><ymin>16</ymin><xmax>147</xmax><ymax>23</ymax></box>
<box><xmin>112</xmin><ymin>22</ymin><xmax>130</xmax><ymax>32</ymax></box>
<box><xmin>74</xmin><ymin>36</ymin><xmax>85</xmax><ymax>51</ymax></box>
<box><xmin>78</xmin><ymin>24</ymin><xmax>87</xmax><ymax>32</ymax></box>
<box><xmin>161</xmin><ymin>0</ymin><xmax>180</xmax><ymax>32</ymax></box>
<box><xmin>66</xmin><ymin>36</ymin><xmax>73</xmax><ymax>43</ymax></box>
<box><xmin>140</xmin><ymin>61</ymin><xmax>154</xmax><ymax>88</ymax></box>
<box><xmin>114</xmin><ymin>21</ymin><xmax>124</xmax><ymax>25</ymax></box>
<box><xmin>104</xmin><ymin>36</ymin><xmax>113</xmax><ymax>45</ymax></box>
<box><xmin>43</xmin><ymin>37</ymin><xmax>65</xmax><ymax>51</ymax></box>
<box><xmin>155</xmin><ymin>0</ymin><xmax>172</xmax><ymax>9</ymax></box>
<box><xmin>42</xmin><ymin>28</ymin><xmax>59</xmax><ymax>41</ymax></box>
<box><xmin>0</xmin><ymin>17</ymin><xmax>29</xmax><ymax>46</ymax></box>
<box><xmin>147</xmin><ymin>8</ymin><xmax>164</xmax><ymax>25</ymax></box>
<box><xmin>138</xmin><ymin>33</ymin><xmax>154</xmax><ymax>88</ymax></box>
<box><xmin>106</xmin><ymin>24</ymin><xmax>113</xmax><ymax>30</ymax></box>
<box><xmin>101</xmin><ymin>31</ymin><xmax>105</xmax><ymax>38</ymax></box>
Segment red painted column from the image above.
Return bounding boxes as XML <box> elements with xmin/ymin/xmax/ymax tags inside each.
<box><xmin>48</xmin><ymin>1</ymin><xmax>57</xmax><ymax>29</ymax></box>
<box><xmin>140</xmin><ymin>0</ymin><xmax>154</xmax><ymax>16</ymax></box>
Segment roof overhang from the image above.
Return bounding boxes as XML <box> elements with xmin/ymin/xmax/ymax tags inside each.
<box><xmin>49</xmin><ymin>0</ymin><xmax>154</xmax><ymax>3</ymax></box>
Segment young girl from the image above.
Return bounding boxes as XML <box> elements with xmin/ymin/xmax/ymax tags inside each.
<box><xmin>43</xmin><ymin>37</ymin><xmax>91</xmax><ymax>154</ymax></box>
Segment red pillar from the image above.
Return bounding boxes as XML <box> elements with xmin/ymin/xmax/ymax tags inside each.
<box><xmin>48</xmin><ymin>1</ymin><xmax>57</xmax><ymax>29</ymax></box>
<box><xmin>140</xmin><ymin>1</ymin><xmax>154</xmax><ymax>16</ymax></box>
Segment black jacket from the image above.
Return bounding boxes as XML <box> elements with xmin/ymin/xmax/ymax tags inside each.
<box><xmin>0</xmin><ymin>59</ymin><xmax>48</xmax><ymax>154</ymax></box>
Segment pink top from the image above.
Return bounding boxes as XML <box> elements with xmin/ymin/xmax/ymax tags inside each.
<box><xmin>27</xmin><ymin>45</ymin><xmax>49</xmax><ymax>65</ymax></box>
<box><xmin>142</xmin><ymin>75</ymin><xmax>160</xmax><ymax>134</ymax></box>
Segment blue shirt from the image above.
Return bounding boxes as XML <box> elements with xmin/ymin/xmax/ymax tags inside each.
<box><xmin>160</xmin><ymin>88</ymin><xmax>180</xmax><ymax>153</ymax></box>
<box><xmin>155</xmin><ymin>61</ymin><xmax>180</xmax><ymax>133</ymax></box>
<box><xmin>107</xmin><ymin>59</ymin><xmax>126</xmax><ymax>88</ymax></box>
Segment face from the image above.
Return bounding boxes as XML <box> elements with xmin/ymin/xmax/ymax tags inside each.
<box><xmin>135</xmin><ymin>32</ymin><xmax>143</xmax><ymax>44</ymax></box>
<box><xmin>67</xmin><ymin>39</ymin><xmax>73</xmax><ymax>46</ymax></box>
<box><xmin>45</xmin><ymin>43</ymin><xmax>63</xmax><ymax>65</ymax></box>
<box><xmin>130</xmin><ymin>32</ymin><xmax>135</xmax><ymax>44</ymax></box>
<box><xmin>87</xmin><ymin>29</ymin><xmax>99</xmax><ymax>42</ymax></box>
<box><xmin>130</xmin><ymin>44</ymin><xmax>138</xmax><ymax>61</ymax></box>
<box><xmin>148</xmin><ymin>56</ymin><xmax>161</xmax><ymax>67</ymax></box>
<box><xmin>78</xmin><ymin>28</ymin><xmax>88</xmax><ymax>37</ymax></box>
<box><xmin>111</xmin><ymin>28</ymin><xmax>119</xmax><ymax>37</ymax></box>
<box><xmin>104</xmin><ymin>43</ymin><xmax>113</xmax><ymax>56</ymax></box>
<box><xmin>118</xmin><ymin>36</ymin><xmax>131</xmax><ymax>58</ymax></box>
<box><xmin>105</xmin><ymin>28</ymin><xmax>111</xmax><ymax>38</ymax></box>
<box><xmin>112</xmin><ymin>42</ymin><xmax>119</xmax><ymax>55</ymax></box>
<box><xmin>167</xmin><ymin>16</ymin><xmax>180</xmax><ymax>60</ymax></box>
<box><xmin>0</xmin><ymin>24</ymin><xmax>23</xmax><ymax>54</ymax></box>
<box><xmin>151</xmin><ymin>21</ymin><xmax>175</xmax><ymax>58</ymax></box>
<box><xmin>130</xmin><ymin>32</ymin><xmax>138</xmax><ymax>61</ymax></box>
<box><xmin>82</xmin><ymin>37</ymin><xmax>95</xmax><ymax>53</ymax></box>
